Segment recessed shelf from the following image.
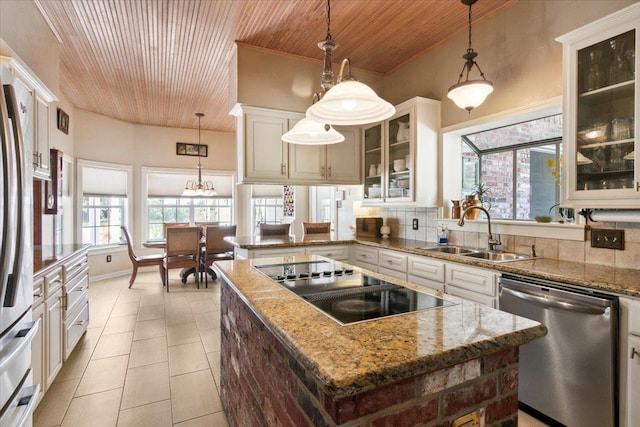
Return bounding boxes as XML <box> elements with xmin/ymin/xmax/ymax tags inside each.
<box><xmin>578</xmin><ymin>80</ymin><xmax>634</xmax><ymax>102</ymax></box>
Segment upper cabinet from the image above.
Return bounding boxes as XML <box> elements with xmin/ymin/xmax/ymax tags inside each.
<box><xmin>1</xmin><ymin>56</ymin><xmax>57</xmax><ymax>181</ymax></box>
<box><xmin>557</xmin><ymin>4</ymin><xmax>640</xmax><ymax>208</ymax></box>
<box><xmin>232</xmin><ymin>104</ymin><xmax>361</xmax><ymax>185</ymax></box>
<box><xmin>362</xmin><ymin>97</ymin><xmax>440</xmax><ymax>207</ymax></box>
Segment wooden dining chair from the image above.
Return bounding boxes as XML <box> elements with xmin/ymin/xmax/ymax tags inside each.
<box><xmin>163</xmin><ymin>226</ymin><xmax>201</xmax><ymax>291</ymax></box>
<box><xmin>202</xmin><ymin>225</ymin><xmax>236</xmax><ymax>287</ymax></box>
<box><xmin>259</xmin><ymin>223</ymin><xmax>290</xmax><ymax>237</ymax></box>
<box><xmin>302</xmin><ymin>222</ymin><xmax>331</xmax><ymax>235</ymax></box>
<box><xmin>121</xmin><ymin>225</ymin><xmax>165</xmax><ymax>288</ymax></box>
<box><xmin>163</xmin><ymin>222</ymin><xmax>191</xmax><ymax>238</ymax></box>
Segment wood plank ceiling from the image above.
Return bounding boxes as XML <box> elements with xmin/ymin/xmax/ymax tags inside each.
<box><xmin>35</xmin><ymin>0</ymin><xmax>514</xmax><ymax>133</ymax></box>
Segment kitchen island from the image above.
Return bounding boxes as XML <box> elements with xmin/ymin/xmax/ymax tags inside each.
<box><xmin>215</xmin><ymin>256</ymin><xmax>546</xmax><ymax>426</ymax></box>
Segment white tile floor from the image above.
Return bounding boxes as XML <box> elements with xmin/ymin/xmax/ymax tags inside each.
<box><xmin>33</xmin><ymin>271</ymin><xmax>228</xmax><ymax>427</ymax></box>
<box><xmin>33</xmin><ymin>270</ymin><xmax>549</xmax><ymax>427</ymax></box>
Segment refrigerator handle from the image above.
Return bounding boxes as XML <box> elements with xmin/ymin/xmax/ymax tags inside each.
<box><xmin>500</xmin><ymin>285</ymin><xmax>609</xmax><ymax>315</ymax></box>
<box><xmin>3</xmin><ymin>84</ymin><xmax>25</xmax><ymax>308</ymax></box>
<box><xmin>0</xmin><ymin>81</ymin><xmax>14</xmax><ymax>302</ymax></box>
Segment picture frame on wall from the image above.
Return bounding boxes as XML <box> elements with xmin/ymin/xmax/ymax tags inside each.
<box><xmin>176</xmin><ymin>142</ymin><xmax>208</xmax><ymax>157</ymax></box>
<box><xmin>57</xmin><ymin>108</ymin><xmax>69</xmax><ymax>134</ymax></box>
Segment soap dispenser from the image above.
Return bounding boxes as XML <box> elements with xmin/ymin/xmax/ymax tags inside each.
<box><xmin>438</xmin><ymin>224</ymin><xmax>448</xmax><ymax>245</ymax></box>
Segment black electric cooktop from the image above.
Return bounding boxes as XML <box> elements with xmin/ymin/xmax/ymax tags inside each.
<box><xmin>253</xmin><ymin>260</ymin><xmax>455</xmax><ymax>325</ymax></box>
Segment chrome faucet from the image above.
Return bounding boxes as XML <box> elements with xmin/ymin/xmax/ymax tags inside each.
<box><xmin>457</xmin><ymin>206</ymin><xmax>502</xmax><ymax>251</ymax></box>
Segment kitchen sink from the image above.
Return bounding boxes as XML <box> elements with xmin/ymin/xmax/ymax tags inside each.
<box><xmin>460</xmin><ymin>251</ymin><xmax>534</xmax><ymax>262</ymax></box>
<box><xmin>416</xmin><ymin>246</ymin><xmax>479</xmax><ymax>255</ymax></box>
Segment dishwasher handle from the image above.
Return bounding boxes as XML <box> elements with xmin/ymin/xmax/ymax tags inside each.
<box><xmin>500</xmin><ymin>285</ymin><xmax>609</xmax><ymax>315</ymax></box>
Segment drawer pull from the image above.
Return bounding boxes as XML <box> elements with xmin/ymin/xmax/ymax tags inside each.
<box><xmin>632</xmin><ymin>347</ymin><xmax>639</xmax><ymax>359</ymax></box>
<box><xmin>75</xmin><ymin>319</ymin><xmax>88</xmax><ymax>327</ymax></box>
<box><xmin>73</xmin><ymin>286</ymin><xmax>88</xmax><ymax>293</ymax></box>
<box><xmin>33</xmin><ymin>290</ymin><xmax>43</xmax><ymax>298</ymax></box>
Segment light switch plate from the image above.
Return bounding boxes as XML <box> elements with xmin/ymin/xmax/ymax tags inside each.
<box><xmin>591</xmin><ymin>229</ymin><xmax>624</xmax><ymax>250</ymax></box>
<box><xmin>412</xmin><ymin>218</ymin><xmax>419</xmax><ymax>230</ymax></box>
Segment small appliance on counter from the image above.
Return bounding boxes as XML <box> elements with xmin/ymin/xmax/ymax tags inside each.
<box><xmin>355</xmin><ymin>217</ymin><xmax>383</xmax><ymax>238</ymax></box>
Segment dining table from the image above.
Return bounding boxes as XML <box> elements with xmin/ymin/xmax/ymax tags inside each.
<box><xmin>142</xmin><ymin>238</ymin><xmax>215</xmax><ymax>284</ymax></box>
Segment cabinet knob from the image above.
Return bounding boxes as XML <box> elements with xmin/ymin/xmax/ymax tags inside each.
<box><xmin>636</xmin><ymin>181</ymin><xmax>639</xmax><ymax>192</ymax></box>
<box><xmin>328</xmin><ymin>166</ymin><xmax>332</xmax><ymax>177</ymax></box>
<box><xmin>632</xmin><ymin>347</ymin><xmax>640</xmax><ymax>359</ymax></box>
<box><xmin>321</xmin><ymin>166</ymin><xmax>325</xmax><ymax>177</ymax></box>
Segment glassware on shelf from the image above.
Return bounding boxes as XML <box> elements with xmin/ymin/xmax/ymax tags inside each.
<box><xmin>585</xmin><ymin>49</ymin><xmax>605</xmax><ymax>91</ymax></box>
<box><xmin>609</xmin><ymin>38</ymin><xmax>630</xmax><ymax>85</ymax></box>
<box><xmin>611</xmin><ymin>117</ymin><xmax>632</xmax><ymax>140</ymax></box>
<box><xmin>626</xmin><ymin>48</ymin><xmax>636</xmax><ymax>79</ymax></box>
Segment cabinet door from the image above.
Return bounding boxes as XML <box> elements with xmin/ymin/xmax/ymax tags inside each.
<box><xmin>628</xmin><ymin>334</ymin><xmax>640</xmax><ymax>427</ymax></box>
<box><xmin>288</xmin><ymin>144</ymin><xmax>325</xmax><ymax>182</ymax></box>
<box><xmin>244</xmin><ymin>113</ymin><xmax>289</xmax><ymax>181</ymax></box>
<box><xmin>378</xmin><ymin>249</ymin><xmax>407</xmax><ymax>273</ymax></box>
<box><xmin>558</xmin><ymin>6</ymin><xmax>640</xmax><ymax>207</ymax></box>
<box><xmin>31</xmin><ymin>302</ymin><xmax>46</xmax><ymax>406</ymax></box>
<box><xmin>446</xmin><ymin>264</ymin><xmax>496</xmax><ymax>297</ymax></box>
<box><xmin>326</xmin><ymin>127</ymin><xmax>361</xmax><ymax>184</ymax></box>
<box><xmin>12</xmin><ymin>78</ymin><xmax>36</xmax><ymax>172</ymax></box>
<box><xmin>46</xmin><ymin>288</ymin><xmax>64</xmax><ymax>385</ymax></box>
<box><xmin>363</xmin><ymin>123</ymin><xmax>384</xmax><ymax>203</ymax></box>
<box><xmin>386</xmin><ymin>111</ymin><xmax>412</xmax><ymax>203</ymax></box>
<box><xmin>35</xmin><ymin>96</ymin><xmax>50</xmax><ymax>180</ymax></box>
<box><xmin>445</xmin><ymin>284</ymin><xmax>496</xmax><ymax>308</ymax></box>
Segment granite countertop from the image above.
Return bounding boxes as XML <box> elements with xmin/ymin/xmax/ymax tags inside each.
<box><xmin>215</xmin><ymin>256</ymin><xmax>546</xmax><ymax>398</ymax></box>
<box><xmin>33</xmin><ymin>244</ymin><xmax>91</xmax><ymax>277</ymax></box>
<box><xmin>227</xmin><ymin>235</ymin><xmax>640</xmax><ymax>298</ymax></box>
<box><xmin>226</xmin><ymin>235</ymin><xmax>354</xmax><ymax>248</ymax></box>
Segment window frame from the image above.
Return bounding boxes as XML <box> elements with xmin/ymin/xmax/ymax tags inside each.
<box><xmin>76</xmin><ymin>159</ymin><xmax>133</xmax><ymax>248</ymax></box>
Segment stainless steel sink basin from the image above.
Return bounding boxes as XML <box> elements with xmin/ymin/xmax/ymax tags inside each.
<box><xmin>460</xmin><ymin>251</ymin><xmax>534</xmax><ymax>262</ymax></box>
<box><xmin>416</xmin><ymin>246</ymin><xmax>478</xmax><ymax>255</ymax></box>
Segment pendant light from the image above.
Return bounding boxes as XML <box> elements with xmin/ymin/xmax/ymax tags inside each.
<box><xmin>447</xmin><ymin>0</ymin><xmax>494</xmax><ymax>113</ymax></box>
<box><xmin>182</xmin><ymin>113</ymin><xmax>217</xmax><ymax>197</ymax></box>
<box><xmin>304</xmin><ymin>1</ymin><xmax>395</xmax><ymax>126</ymax></box>
<box><xmin>283</xmin><ymin>0</ymin><xmax>344</xmax><ymax>145</ymax></box>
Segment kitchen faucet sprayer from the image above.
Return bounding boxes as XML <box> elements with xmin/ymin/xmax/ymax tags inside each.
<box><xmin>457</xmin><ymin>206</ymin><xmax>502</xmax><ymax>251</ymax></box>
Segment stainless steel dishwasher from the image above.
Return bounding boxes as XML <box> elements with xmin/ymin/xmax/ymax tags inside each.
<box><xmin>498</xmin><ymin>274</ymin><xmax>618</xmax><ymax>427</ymax></box>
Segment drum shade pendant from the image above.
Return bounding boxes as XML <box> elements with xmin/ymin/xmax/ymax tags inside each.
<box><xmin>303</xmin><ymin>0</ymin><xmax>395</xmax><ymax>127</ymax></box>
<box><xmin>182</xmin><ymin>113</ymin><xmax>217</xmax><ymax>197</ymax></box>
<box><xmin>447</xmin><ymin>0</ymin><xmax>494</xmax><ymax>113</ymax></box>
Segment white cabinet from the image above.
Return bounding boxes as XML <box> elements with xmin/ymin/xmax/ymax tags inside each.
<box><xmin>31</xmin><ymin>298</ymin><xmax>46</xmax><ymax>407</ymax></box>
<box><xmin>557</xmin><ymin>4</ymin><xmax>640</xmax><ymax>207</ymax></box>
<box><xmin>45</xmin><ymin>286</ymin><xmax>64</xmax><ymax>386</ymax></box>
<box><xmin>304</xmin><ymin>245</ymin><xmax>350</xmax><ymax>261</ymax></box>
<box><xmin>233</xmin><ymin>105</ymin><xmax>362</xmax><ymax>185</ymax></box>
<box><xmin>407</xmin><ymin>255</ymin><xmax>445</xmax><ymax>292</ymax></box>
<box><xmin>620</xmin><ymin>297</ymin><xmax>640</xmax><ymax>427</ymax></box>
<box><xmin>1</xmin><ymin>56</ymin><xmax>57</xmax><ymax>180</ymax></box>
<box><xmin>363</xmin><ymin>97</ymin><xmax>440</xmax><ymax>206</ymax></box>
<box><xmin>377</xmin><ymin>249</ymin><xmax>408</xmax><ymax>281</ymax></box>
<box><xmin>350</xmin><ymin>245</ymin><xmax>378</xmax><ymax>271</ymax></box>
<box><xmin>288</xmin><ymin>126</ymin><xmax>361</xmax><ymax>184</ymax></box>
<box><xmin>445</xmin><ymin>263</ymin><xmax>497</xmax><ymax>308</ymax></box>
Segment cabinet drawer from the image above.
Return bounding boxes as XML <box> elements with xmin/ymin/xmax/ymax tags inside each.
<box><xmin>378</xmin><ymin>250</ymin><xmax>407</xmax><ymax>273</ymax></box>
<box><xmin>377</xmin><ymin>266</ymin><xmax>406</xmax><ymax>281</ymax></box>
<box><xmin>305</xmin><ymin>245</ymin><xmax>350</xmax><ymax>261</ymax></box>
<box><xmin>408</xmin><ymin>275</ymin><xmax>445</xmax><ymax>293</ymax></box>
<box><xmin>65</xmin><ymin>299</ymin><xmax>89</xmax><ymax>360</ymax></box>
<box><xmin>251</xmin><ymin>248</ymin><xmax>306</xmax><ymax>259</ymax></box>
<box><xmin>407</xmin><ymin>255</ymin><xmax>445</xmax><ymax>283</ymax></box>
<box><xmin>446</xmin><ymin>264</ymin><xmax>496</xmax><ymax>297</ymax></box>
<box><xmin>350</xmin><ymin>259</ymin><xmax>377</xmax><ymax>272</ymax></box>
<box><xmin>445</xmin><ymin>285</ymin><xmax>496</xmax><ymax>308</ymax></box>
<box><xmin>45</xmin><ymin>267</ymin><xmax>64</xmax><ymax>297</ymax></box>
<box><xmin>630</xmin><ymin>300</ymin><xmax>640</xmax><ymax>336</ymax></box>
<box><xmin>64</xmin><ymin>268</ymin><xmax>89</xmax><ymax>316</ymax></box>
<box><xmin>33</xmin><ymin>275</ymin><xmax>45</xmax><ymax>307</ymax></box>
<box><xmin>62</xmin><ymin>251</ymin><xmax>88</xmax><ymax>283</ymax></box>
<box><xmin>351</xmin><ymin>246</ymin><xmax>378</xmax><ymax>265</ymax></box>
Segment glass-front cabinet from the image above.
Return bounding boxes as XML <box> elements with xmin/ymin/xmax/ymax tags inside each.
<box><xmin>362</xmin><ymin>97</ymin><xmax>440</xmax><ymax>207</ymax></box>
<box><xmin>558</xmin><ymin>4</ymin><xmax>640</xmax><ymax>208</ymax></box>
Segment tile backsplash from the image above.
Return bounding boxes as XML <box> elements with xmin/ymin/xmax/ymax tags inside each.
<box><xmin>376</xmin><ymin>207</ymin><xmax>640</xmax><ymax>271</ymax></box>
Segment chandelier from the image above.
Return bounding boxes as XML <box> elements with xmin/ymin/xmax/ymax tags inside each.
<box><xmin>304</xmin><ymin>0</ymin><xmax>395</xmax><ymax>126</ymax></box>
<box><xmin>182</xmin><ymin>113</ymin><xmax>217</xmax><ymax>197</ymax></box>
<box><xmin>447</xmin><ymin>0</ymin><xmax>494</xmax><ymax>113</ymax></box>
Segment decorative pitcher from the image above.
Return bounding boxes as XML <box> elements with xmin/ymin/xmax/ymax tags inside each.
<box><xmin>396</xmin><ymin>122</ymin><xmax>410</xmax><ymax>141</ymax></box>
<box><xmin>461</xmin><ymin>194</ymin><xmax>482</xmax><ymax>220</ymax></box>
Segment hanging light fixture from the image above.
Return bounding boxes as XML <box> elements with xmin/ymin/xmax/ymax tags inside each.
<box><xmin>304</xmin><ymin>0</ymin><xmax>395</xmax><ymax>126</ymax></box>
<box><xmin>447</xmin><ymin>0</ymin><xmax>494</xmax><ymax>113</ymax></box>
<box><xmin>182</xmin><ymin>113</ymin><xmax>217</xmax><ymax>197</ymax></box>
<box><xmin>283</xmin><ymin>0</ymin><xmax>344</xmax><ymax>145</ymax></box>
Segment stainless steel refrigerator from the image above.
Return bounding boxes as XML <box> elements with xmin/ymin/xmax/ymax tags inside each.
<box><xmin>1</xmin><ymin>66</ymin><xmax>40</xmax><ymax>427</ymax></box>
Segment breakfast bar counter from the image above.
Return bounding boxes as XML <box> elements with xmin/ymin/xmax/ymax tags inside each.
<box><xmin>215</xmin><ymin>256</ymin><xmax>546</xmax><ymax>426</ymax></box>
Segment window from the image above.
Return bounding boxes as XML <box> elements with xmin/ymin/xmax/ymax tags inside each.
<box><xmin>82</xmin><ymin>196</ymin><xmax>127</xmax><ymax>245</ymax></box>
<box><xmin>147</xmin><ymin>197</ymin><xmax>232</xmax><ymax>240</ymax></box>
<box><xmin>143</xmin><ymin>168</ymin><xmax>235</xmax><ymax>240</ymax></box>
<box><xmin>461</xmin><ymin>114</ymin><xmax>562</xmax><ymax>220</ymax></box>
<box><xmin>78</xmin><ymin>160</ymin><xmax>132</xmax><ymax>246</ymax></box>
<box><xmin>251</xmin><ymin>185</ymin><xmax>284</xmax><ymax>235</ymax></box>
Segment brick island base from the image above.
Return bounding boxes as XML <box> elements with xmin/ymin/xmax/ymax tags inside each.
<box><xmin>220</xmin><ymin>280</ymin><xmax>520</xmax><ymax>427</ymax></box>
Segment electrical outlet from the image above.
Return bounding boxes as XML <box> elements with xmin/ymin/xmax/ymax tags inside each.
<box><xmin>412</xmin><ymin>218</ymin><xmax>419</xmax><ymax>230</ymax></box>
<box><xmin>336</xmin><ymin>200</ymin><xmax>342</xmax><ymax>208</ymax></box>
<box><xmin>591</xmin><ymin>229</ymin><xmax>625</xmax><ymax>250</ymax></box>
<box><xmin>106</xmin><ymin>255</ymin><xmax>112</xmax><ymax>263</ymax></box>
